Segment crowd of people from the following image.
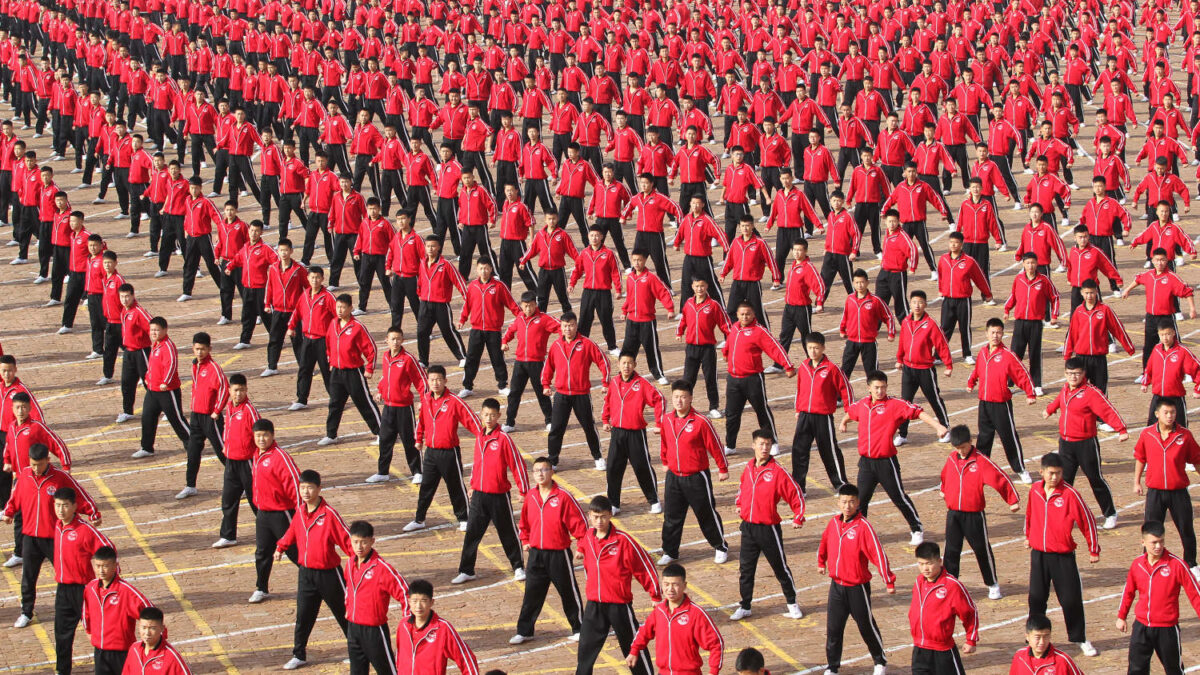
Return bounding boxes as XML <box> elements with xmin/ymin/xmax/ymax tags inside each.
<box><xmin>6</xmin><ymin>0</ymin><xmax>1200</xmax><ymax>672</ymax></box>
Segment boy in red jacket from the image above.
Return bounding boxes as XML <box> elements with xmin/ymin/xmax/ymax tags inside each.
<box><xmin>908</xmin><ymin>542</ymin><xmax>979</xmax><ymax>675</ymax></box>
<box><xmin>249</xmin><ymin>419</ymin><xmax>301</xmax><ymax>604</ymax></box>
<box><xmin>133</xmin><ymin>316</ymin><xmax>191</xmax><ymax>460</ymax></box>
<box><xmin>627</xmin><ymin>564</ymin><xmax>724</xmax><ymax>675</ymax></box>
<box><xmin>1116</xmin><ymin>521</ymin><xmax>1200</xmax><ymax>675</ymax></box>
<box><xmin>344</xmin><ymin>520</ymin><xmax>409</xmax><ymax>675</ymax></box>
<box><xmin>839</xmin><ymin>269</ymin><xmax>896</xmax><ymax>377</ymax></box>
<box><xmin>543</xmin><ymin>312</ymin><xmax>610</xmax><ymax>468</ymax></box>
<box><xmin>731</xmin><ymin>430</ymin><xmax>805</xmax><ymax>621</ymax></box>
<box><xmin>601</xmin><ymin>352</ymin><xmax>664</xmax><ymax>513</ymax></box>
<box><xmin>320</xmin><ymin>295</ymin><xmax>382</xmax><ymax>446</ymax></box>
<box><xmin>817</xmin><ymin>484</ymin><xmax>894</xmax><ymax>675</ymax></box>
<box><xmin>622</xmin><ymin>248</ymin><xmax>675</xmax><ymax>383</ymax></box>
<box><xmin>457</xmin><ymin>257</ymin><xmax>520</xmax><ymax>398</ymax></box>
<box><xmin>84</xmin><ymin>546</ymin><xmax>153</xmax><ymax>675</ymax></box>
<box><xmin>1134</xmin><ymin>400</ymin><xmax>1200</xmax><ymax>572</ymax></box>
<box><xmin>1009</xmin><ymin>615</ymin><xmax>1084</xmax><ymax>675</ymax></box>
<box><xmin>404</xmin><ymin>365</ymin><xmax>482</xmax><ymax>533</ymax></box>
<box><xmin>374</xmin><ymin>326</ymin><xmax>425</xmax><ymax>484</ymax></box>
<box><xmin>395</xmin><ymin>579</ymin><xmax>480</xmax><ymax>675</ymax></box>
<box><xmin>122</xmin><ymin>607</ymin><xmax>192</xmax><ymax>675</ymax></box>
<box><xmin>53</xmin><ymin>486</ymin><xmax>113</xmax><ymax>675</ymax></box>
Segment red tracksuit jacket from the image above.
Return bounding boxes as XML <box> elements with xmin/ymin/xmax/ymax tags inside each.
<box><xmin>1024</xmin><ymin>481</ymin><xmax>1100</xmax><ymax>555</ymax></box>
<box><xmin>502</xmin><ymin>311</ymin><xmax>560</xmax><ymax>362</ymax></box>
<box><xmin>417</xmin><ymin>390</ymin><xmax>482</xmax><ymax>449</ymax></box>
<box><xmin>395</xmin><ymin>613</ymin><xmax>480</xmax><ymax>675</ymax></box>
<box><xmin>1134</xmin><ymin>425</ymin><xmax>1200</xmax><ymax>490</ymax></box>
<box><xmin>794</xmin><ymin>357</ymin><xmax>854</xmax><ymax>415</ymax></box>
<box><xmin>879</xmin><ymin>229</ymin><xmax>918</xmax><ymax>273</ymax></box>
<box><xmin>3</xmin><ymin>419</ymin><xmax>70</xmax><ymax>472</ymax></box>
<box><xmin>1065</xmin><ymin>245</ymin><xmax>1122</xmax><ymax>288</ymax></box>
<box><xmin>145</xmin><ymin>337</ymin><xmax>181</xmax><ymax>391</ymax></box>
<box><xmin>967</xmin><ymin>344</ymin><xmax>1036</xmax><ymax>402</ymax></box>
<box><xmin>377</xmin><ymin>348</ymin><xmax>426</xmax><ymax>408</ymax></box>
<box><xmin>1004</xmin><ymin>272</ymin><xmax>1060</xmax><ymax>321</ymax></box>
<box><xmin>1008</xmin><ymin>645</ymin><xmax>1084</xmax><ymax>675</ymax></box>
<box><xmin>847</xmin><ymin>396</ymin><xmax>923</xmax><ymax>458</ymax></box>
<box><xmin>840</xmin><ymin>293</ymin><xmax>896</xmax><ymax>342</ymax></box>
<box><xmin>470</xmin><ymin>427</ymin><xmax>529</xmax><ymax>494</ymax></box>
<box><xmin>190</xmin><ymin>356</ymin><xmax>229</xmax><ymax>415</ymax></box>
<box><xmin>937</xmin><ymin>253</ymin><xmax>992</xmax><ymax>299</ymax></box>
<box><xmin>1045</xmin><ymin>383</ymin><xmax>1126</xmax><ymax>441</ymax></box>
<box><xmin>83</xmin><ymin>576</ymin><xmax>153</xmax><ymax>651</ymax></box>
<box><xmin>518</xmin><ymin>482</ymin><xmax>588</xmax><ymax>550</ymax></box>
<box><xmin>521</xmin><ymin>227</ymin><xmax>578</xmax><ymax>269</ymax></box>
<box><xmin>785</xmin><ymin>259</ymin><xmax>825</xmax><ymax>306</ymax></box>
<box><xmin>417</xmin><ymin>257</ymin><xmax>468</xmax><ymax>303</ymax></box>
<box><xmin>1143</xmin><ymin>342</ymin><xmax>1200</xmax><ymax>397</ymax></box>
<box><xmin>602</xmin><ymin>373</ymin><xmax>665</xmax><ymax>430</ymax></box>
<box><xmin>3</xmin><ymin>466</ymin><xmax>98</xmax><ymax>538</ymax></box>
<box><xmin>1063</xmin><ymin>303</ymin><xmax>1135</xmax><ymax>357</ymax></box>
<box><xmin>735</xmin><ymin>457</ymin><xmax>805</xmax><ymax>525</ymax></box>
<box><xmin>1133</xmin><ymin>270</ymin><xmax>1193</xmax><ymax>316</ymax></box>
<box><xmin>816</xmin><ymin>513</ymin><xmax>896</xmax><ymax>589</ymax></box>
<box><xmin>55</xmin><ymin>515</ymin><xmax>113</xmax><ymax>584</ymax></box>
<box><xmin>677</xmin><ymin>297</ymin><xmax>731</xmax><ymax>345</ymax></box>
<box><xmin>275</xmin><ymin>498</ymin><xmax>353</xmax><ymax>570</ymax></box>
<box><xmin>326</xmin><ymin>318</ymin><xmax>377</xmax><ymax>374</ymax></box>
<box><xmin>1117</xmin><ymin>551</ymin><xmax>1200</xmax><ymax>627</ymax></box>
<box><xmin>542</xmin><ymin>336</ymin><xmax>610</xmax><ymax>395</ymax></box>
<box><xmin>908</xmin><ymin>570</ymin><xmax>980</xmax><ymax>650</ymax></box>
<box><xmin>896</xmin><ymin>313</ymin><xmax>953</xmax><ymax>370</ymax></box>
<box><xmin>658</xmin><ymin>409</ymin><xmax>729</xmax><ymax>475</ymax></box>
<box><xmin>120</xmin><ymin>639</ymin><xmax>192</xmax><ymax>674</ymax></box>
<box><xmin>460</xmin><ymin>278</ymin><xmax>520</xmax><ymax>331</ymax></box>
<box><xmin>578</xmin><ymin>526</ymin><xmax>662</xmax><ymax>604</ymax></box>
<box><xmin>629</xmin><ymin>596</ymin><xmax>725</xmax><ymax>675</ymax></box>
<box><xmin>624</xmin><ymin>269</ymin><xmax>675</xmax><ymax>322</ymax></box>
<box><xmin>723</xmin><ymin>321</ymin><xmax>792</xmax><ymax>377</ymax></box>
<box><xmin>939</xmin><ymin>448</ymin><xmax>1020</xmax><ymax>512</ymax></box>
<box><xmin>344</xmin><ymin>549</ymin><xmax>409</xmax><ymax>626</ymax></box>
<box><xmin>570</xmin><ymin>246</ymin><xmax>622</xmax><ymax>291</ymax></box>
<box><xmin>721</xmin><ymin>235</ymin><xmax>781</xmax><ymax>283</ymax></box>
<box><xmin>251</xmin><ymin>443</ymin><xmax>301</xmax><ymax>512</ymax></box>
<box><xmin>221</xmin><ymin>400</ymin><xmax>259</xmax><ymax>462</ymax></box>
<box><xmin>1015</xmin><ymin>220</ymin><xmax>1068</xmax><ymax>266</ymax></box>
<box><xmin>288</xmin><ymin>288</ymin><xmax>337</xmax><ymax>339</ymax></box>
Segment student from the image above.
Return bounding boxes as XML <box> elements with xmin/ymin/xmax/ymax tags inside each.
<box><xmin>723</xmin><ymin>302</ymin><xmax>793</xmax><ymax>453</ymax></box>
<box><xmin>1062</xmin><ymin>279</ymin><xmax>1135</xmax><ymax>394</ymax></box>
<box><xmin>395</xmin><ymin>580</ymin><xmax>480</xmax><ymax>675</ymax></box>
<box><xmin>248</xmin><ymin>419</ymin><xmax>301</xmax><ymax>604</ymax></box>
<box><xmin>1008</xmin><ymin>615</ymin><xmax>1085</xmax><ymax>675</ymax></box>
<box><xmin>52</xmin><ymin>486</ymin><xmax>113</xmax><ymax>675</ymax></box>
<box><xmin>875</xmin><ymin>210</ymin><xmax>918</xmax><ymax>320</ymax></box>
<box><xmin>1140</xmin><ymin>320</ymin><xmax>1200</xmax><ymax>427</ymax></box>
<box><xmin>453</xmin><ymin>398</ymin><xmax>529</xmax><ymax>584</ymax></box>
<box><xmin>841</xmin><ymin>370</ymin><xmax>947</xmax><ymax>545</ymax></box>
<box><xmin>734</xmin><ymin>648</ymin><xmax>769</xmax><ymax>675</ymax></box>
<box><xmin>908</xmin><ymin>542</ymin><xmax>980</xmax><ymax>675</ymax></box>
<box><xmin>622</xmin><ymin>248</ymin><xmax>675</xmax><ymax>382</ymax></box>
<box><xmin>791</xmin><ymin>332</ymin><xmax>852</xmax><ymax>493</ymax></box>
<box><xmin>211</xmin><ymin>373</ymin><xmax>258</xmax><ymax>549</ymax></box>
<box><xmin>731</xmin><ymin>430</ymin><xmax>805</xmax><ymax>620</ymax></box>
<box><xmin>227</xmin><ymin>220</ymin><xmax>279</xmax><ymax>349</ymax></box>
<box><xmin>1025</xmin><ymin>453</ymin><xmax>1100</xmax><ymax>657</ymax></box>
<box><xmin>967</xmin><ymin>319</ymin><xmax>1038</xmax><ymax>480</ymax></box>
<box><xmin>1121</xmin><ymin>247</ymin><xmax>1197</xmax><ymax>369</ymax></box>
<box><xmin>416</xmin><ymin>235</ymin><xmax>468</xmax><ymax>366</ymax></box>
<box><xmin>320</xmin><ymin>295</ymin><xmax>382</xmax><ymax>446</ymax></box>
<box><xmin>817</xmin><ymin>484</ymin><xmax>894</xmax><ymax>675</ymax></box>
<box><xmin>543</xmin><ymin>312</ymin><xmax>610</xmax><ymax>468</ymax></box>
<box><xmin>1134</xmin><ymin>400</ymin><xmax>1200</xmax><ymax>573</ymax></box>
<box><xmin>344</xmin><ymin>520</ymin><xmax>409</xmax><ymax>675</ymax></box>
<box><xmin>894</xmin><ymin>290</ymin><xmax>952</xmax><ymax>445</ymax></box>
<box><xmin>374</xmin><ymin>326</ymin><xmax>425</xmax><ymax>484</ymax></box>
<box><xmin>571</xmin><ymin>227</ymin><xmax>623</xmax><ymax>353</ymax></box>
<box><xmin>627</xmin><ymin>564</ymin><xmax>724</xmax><ymax>674</ymax></box>
<box><xmin>122</xmin><ymin>608</ymin><xmax>192</xmax><ymax>674</ymax></box>
<box><xmin>1115</xmin><ymin>521</ymin><xmax>1200</xmax><ymax>675</ymax></box>
<box><xmin>1003</xmin><ymin>253</ymin><xmax>1059</xmax><ymax>393</ymax></box>
<box><xmin>352</xmin><ymin>198</ymin><xmax>394</xmax><ymax>313</ymax></box>
<box><xmin>276</xmin><ymin>470</ymin><xmax>352</xmax><ymax>671</ymax></box>
<box><xmin>404</xmin><ymin>365</ymin><xmax>481</xmax><ymax>532</ymax></box>
<box><xmin>501</xmin><ymin>293</ymin><xmax>559</xmax><ymax>431</ymax></box>
<box><xmin>513</xmin><ymin>458</ymin><xmax>587</xmax><ymax>643</ymax></box>
<box><xmin>520</xmin><ymin>209</ymin><xmax>577</xmax><ymax>313</ymax></box>
<box><xmin>262</xmin><ymin>239</ymin><xmax>309</xmax><ymax>377</ymax></box>
<box><xmin>132</xmin><ymin>316</ymin><xmax>191</xmax><ymax>459</ymax></box>
<box><xmin>115</xmin><ymin>283</ymin><xmax>152</xmax><ymax>424</ymax></box>
<box><xmin>839</xmin><ymin>269</ymin><xmax>896</xmax><ymax>377</ymax></box>
<box><xmin>819</xmin><ymin>191</ymin><xmax>859</xmax><ymax>299</ymax></box>
<box><xmin>286</xmin><ymin>266</ymin><xmax>337</xmax><ymax>410</ymax></box>
<box><xmin>457</xmin><ymin>257</ymin><xmax>520</xmax><ymax>398</ymax></box>
<box><xmin>938</xmin><ymin>230</ymin><xmax>994</xmax><ymax>359</ymax></box>
<box><xmin>600</xmin><ymin>352</ymin><xmax>664</xmax><ymax>513</ymax></box>
<box><xmin>939</xmin><ymin>425</ymin><xmax>1020</xmax><ymax>598</ymax></box>
<box><xmin>777</xmin><ymin>238</ymin><xmax>824</xmax><ymax>360</ymax></box>
<box><xmin>673</xmin><ymin>194</ymin><xmax>728</xmax><ymax>307</ymax></box>
<box><xmin>180</xmin><ymin>332</ymin><xmax>228</xmax><ymax>499</ymax></box>
<box><xmin>574</xmin><ymin>496</ymin><xmax>660</xmax><ymax>675</ymax></box>
<box><xmin>83</xmin><ymin>546</ymin><xmax>154</xmax><ymax>675</ymax></box>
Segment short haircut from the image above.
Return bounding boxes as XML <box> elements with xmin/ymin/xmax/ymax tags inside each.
<box><xmin>985</xmin><ymin>318</ymin><xmax>1004</xmax><ymax>330</ymax></box>
<box><xmin>1142</xmin><ymin>520</ymin><xmax>1166</xmax><ymax>537</ymax></box>
<box><xmin>948</xmin><ymin>425</ymin><xmax>971</xmax><ymax>446</ymax></box>
<box><xmin>11</xmin><ymin>392</ymin><xmax>29</xmax><ymax>404</ymax></box>
<box><xmin>915</xmin><ymin>541</ymin><xmax>941</xmax><ymax>559</ymax></box>
<box><xmin>300</xmin><ymin>469</ymin><xmax>321</xmax><ymax>485</ymax></box>
<box><xmin>560</xmin><ymin>311</ymin><xmax>577</xmax><ymax>323</ymax></box>
<box><xmin>408</xmin><ymin>578</ymin><xmax>434</xmax><ymax>597</ymax></box>
<box><xmin>1064</xmin><ymin>357</ymin><xmax>1085</xmax><ymax>371</ymax></box>
<box><xmin>852</xmin><ymin>269</ymin><xmax>868</xmax><ymax>280</ymax></box>
<box><xmin>672</xmin><ymin>380</ymin><xmax>694</xmax><ymax>393</ymax></box>
<box><xmin>482</xmin><ymin>397</ymin><xmax>500</xmax><ymax>412</ymax></box>
<box><xmin>735</xmin><ymin>648</ymin><xmax>765</xmax><ymax>673</ymax></box>
<box><xmin>866</xmin><ymin>370</ymin><xmax>887</xmax><ymax>384</ymax></box>
<box><xmin>909</xmin><ymin>289</ymin><xmax>927</xmax><ymax>301</ymax></box>
<box><xmin>139</xmin><ymin>607</ymin><xmax>165</xmax><ymax>623</ymax></box>
<box><xmin>751</xmin><ymin>429</ymin><xmax>775</xmax><ymax>443</ymax></box>
<box><xmin>588</xmin><ymin>495</ymin><xmax>614</xmax><ymax>513</ymax></box>
<box><xmin>805</xmin><ymin>332</ymin><xmax>825</xmax><ymax>346</ymax></box>
<box><xmin>28</xmin><ymin>443</ymin><xmax>49</xmax><ymax>460</ymax></box>
<box><xmin>1041</xmin><ymin>452</ymin><xmax>1064</xmax><ymax>469</ymax></box>
<box><xmin>1025</xmin><ymin>614</ymin><xmax>1052</xmax><ymax>633</ymax></box>
<box><xmin>349</xmin><ymin>520</ymin><xmax>374</xmax><ymax>538</ymax></box>
<box><xmin>150</xmin><ymin>316</ymin><xmax>168</xmax><ymax>329</ymax></box>
<box><xmin>252</xmin><ymin>419</ymin><xmax>274</xmax><ymax>434</ymax></box>
<box><xmin>837</xmin><ymin>484</ymin><xmax>859</xmax><ymax>498</ymax></box>
<box><xmin>532</xmin><ymin>456</ymin><xmax>553</xmax><ymax>468</ymax></box>
<box><xmin>661</xmin><ymin>562</ymin><xmax>686</xmax><ymax>580</ymax></box>
<box><xmin>228</xmin><ymin>373</ymin><xmax>247</xmax><ymax>387</ymax></box>
<box><xmin>93</xmin><ymin>546</ymin><xmax>117</xmax><ymax>562</ymax></box>
<box><xmin>54</xmin><ymin>486</ymin><xmax>76</xmax><ymax>503</ymax></box>
<box><xmin>427</xmin><ymin>365</ymin><xmax>447</xmax><ymax>377</ymax></box>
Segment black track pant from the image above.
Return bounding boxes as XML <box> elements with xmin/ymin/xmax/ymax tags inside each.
<box><xmin>185</xmin><ymin>412</ymin><xmax>226</xmax><ymax>488</ymax></box>
<box><xmin>875</xmin><ymin>270</ymin><xmax>907</xmax><ymax>320</ymax></box>
<box><xmin>576</xmin><ymin>601</ymin><xmax>652</xmax><ymax>675</ymax></box>
<box><xmin>295</xmin><ymin>336</ymin><xmax>331</xmax><ymax>404</ymax></box>
<box><xmin>977</xmin><ymin>400</ymin><xmax>1026</xmax><ymax>474</ymax></box>
<box><xmin>940</xmin><ymin>297</ymin><xmax>973</xmax><ymax>358</ymax></box>
<box><xmin>458</xmin><ymin>490</ymin><xmax>523</xmax><ymax>574</ymax></box>
<box><xmin>857</xmin><ymin>456</ymin><xmax>922</xmax><ymax>533</ymax></box>
<box><xmin>1059</xmin><ymin>437</ymin><xmax>1116</xmax><ymax>518</ymax></box>
<box><xmin>579</xmin><ymin>289</ymin><xmax>617</xmax><ymax>350</ymax></box>
<box><xmin>777</xmin><ymin>304</ymin><xmax>813</xmax><ymax>363</ymax></box>
<box><xmin>1145</xmin><ymin>313</ymin><xmax>1178</xmax><ymax>369</ymax></box>
<box><xmin>388</xmin><ymin>276</ymin><xmax>419</xmax><ymax>331</ymax></box>
<box><xmin>548</xmin><ymin>393</ymin><xmax>602</xmax><ymax>463</ymax></box>
<box><xmin>1147</xmin><ymin>488</ymin><xmax>1197</xmax><ymax>567</ymax></box>
<box><xmin>902</xmin><ymin>220</ymin><xmax>937</xmax><ymax>271</ymax></box>
<box><xmin>255</xmin><ymin>509</ymin><xmax>297</xmax><ymax>593</ymax></box>
<box><xmin>661</xmin><ymin>469</ymin><xmax>727</xmax><ymax>558</ymax></box>
<box><xmin>1029</xmin><ymin>549</ymin><xmax>1087</xmax><ymax>643</ymax></box>
<box><xmin>516</xmin><ymin>546</ymin><xmax>583</xmax><ymax>636</ymax></box>
<box><xmin>607</xmin><ymin>427</ymin><xmax>659</xmax><ymax>507</ymax></box>
<box><xmin>54</xmin><ymin>582</ymin><xmax>84</xmax><ymax>675</ymax></box>
<box><xmin>725</xmin><ymin>373</ymin><xmax>777</xmax><ymax>450</ymax></box>
<box><xmin>820</xmin><ymin>252</ymin><xmax>853</xmax><ymax>300</ymax></box>
<box><xmin>326</xmin><ymin>367</ymin><xmax>382</xmax><ymax>438</ymax></box>
<box><xmin>622</xmin><ymin>319</ymin><xmax>665</xmax><ymax>380</ymax></box>
<box><xmin>682</xmin><ymin>344</ymin><xmax>720</xmax><ymax>411</ymax></box>
<box><xmin>633</xmin><ymin>230</ymin><xmax>671</xmax><ymax>288</ymax></box>
<box><xmin>898</xmin><ymin>367</ymin><xmax>948</xmax><ymax>438</ymax></box>
<box><xmin>378</xmin><ymin>404</ymin><xmax>418</xmax><ymax>476</ymax></box>
<box><xmin>140</xmin><ymin>389</ymin><xmax>191</xmax><ymax>454</ymax></box>
<box><xmin>182</xmin><ymin>235</ymin><xmax>223</xmax><ymax>296</ymax></box>
<box><xmin>461</xmin><ymin>329</ymin><xmax>507</xmax><ymax>390</ymax></box>
<box><xmin>238</xmin><ymin>286</ymin><xmax>266</xmax><ymax>345</ymax></box>
<box><xmin>416</xmin><ymin>301</ymin><xmax>465</xmax><ymax>364</ymax></box>
<box><xmin>911</xmin><ymin>646</ymin><xmax>964</xmax><ymax>675</ymax></box>
<box><xmin>347</xmin><ymin>621</ymin><xmax>396</xmax><ymax>675</ymax></box>
<box><xmin>220</xmin><ymin>458</ymin><xmax>256</xmax><ymax>541</ymax></box>
<box><xmin>120</xmin><ymin>347</ymin><xmax>150</xmax><ymax>414</ymax></box>
<box><xmin>506</xmin><ymin>361</ymin><xmax>553</xmax><ymax>427</ymax></box>
<box><xmin>413</xmin><ymin>446</ymin><xmax>469</xmax><ymax>523</ymax></box>
<box><xmin>825</xmin><ymin>581</ymin><xmax>887</xmax><ymax>671</ymax></box>
<box><xmin>497</xmin><ymin>238</ymin><xmax>536</xmax><ymax>292</ymax></box>
<box><xmin>840</xmin><ymin>340</ymin><xmax>877</xmax><ymax>378</ymax></box>
<box><xmin>738</xmin><ymin>521</ymin><xmax>797</xmax><ymax>609</ymax></box>
<box><xmin>458</xmin><ymin>225</ymin><xmax>496</xmax><ymax>279</ymax></box>
<box><xmin>93</xmin><ymin>648</ymin><xmax>127</xmax><ymax>675</ymax></box>
<box><xmin>357</xmin><ymin>253</ymin><xmax>391</xmax><ymax>311</ymax></box>
<box><xmin>791</xmin><ymin>412</ymin><xmax>847</xmax><ymax>493</ymax></box>
<box><xmin>266</xmin><ymin>311</ymin><xmax>299</xmax><ymax>371</ymax></box>
<box><xmin>19</xmin><ymin>535</ymin><xmax>52</xmax><ymax>616</ymax></box>
<box><xmin>536</xmin><ymin>267</ymin><xmax>571</xmax><ymax>313</ymax></box>
<box><xmin>293</xmin><ymin>566</ymin><xmax>348</xmax><ymax>661</ymax></box>
<box><xmin>679</xmin><ymin>255</ymin><xmax>724</xmax><ymax>308</ymax></box>
<box><xmin>943</xmin><ymin>509</ymin><xmax>997</xmax><ymax>586</ymax></box>
<box><xmin>1128</xmin><ymin>621</ymin><xmax>1184</xmax><ymax>675</ymax></box>
<box><xmin>1075</xmin><ymin>353</ymin><xmax>1108</xmax><ymax>395</ymax></box>
<box><xmin>61</xmin><ymin>271</ymin><xmax>85</xmax><ymax>328</ymax></box>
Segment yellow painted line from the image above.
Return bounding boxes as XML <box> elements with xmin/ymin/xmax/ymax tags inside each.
<box><xmin>0</xmin><ymin>565</ymin><xmax>56</xmax><ymax>661</ymax></box>
<box><xmin>91</xmin><ymin>473</ymin><xmax>242</xmax><ymax>674</ymax></box>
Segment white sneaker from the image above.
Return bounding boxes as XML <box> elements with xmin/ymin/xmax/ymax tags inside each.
<box><xmin>1054</xmin><ymin>264</ymin><xmax>1066</xmax><ymax>273</ymax></box>
<box><xmin>32</xmin><ymin>275</ymin><xmax>47</xmax><ymax>284</ymax></box>
<box><xmin>988</xmin><ymin>585</ymin><xmax>1002</xmax><ymax>600</ymax></box>
<box><xmin>508</xmin><ymin>634</ymin><xmax>530</xmax><ymax>645</ymax></box>
<box><xmin>656</xmin><ymin>554</ymin><xmax>677</xmax><ymax>566</ymax></box>
<box><xmin>649</xmin><ymin>502</ymin><xmax>662</xmax><ymax>514</ymax></box>
<box><xmin>1103</xmin><ymin>515</ymin><xmax>1117</xmax><ymax>530</ymax></box>
<box><xmin>909</xmin><ymin>531</ymin><xmax>924</xmax><ymax>546</ymax></box>
<box><xmin>785</xmin><ymin>603</ymin><xmax>803</xmax><ymax>619</ymax></box>
<box><xmin>2</xmin><ymin>554</ymin><xmax>21</xmax><ymax>568</ymax></box>
<box><xmin>351</xmin><ymin>308</ymin><xmax>366</xmax><ymax>316</ymax></box>
<box><xmin>1019</xmin><ymin>471</ymin><xmax>1032</xmax><ymax>484</ymax></box>
<box><xmin>1108</xmin><ymin>343</ymin><xmax>1118</xmax><ymax>354</ymax></box>
<box><xmin>283</xmin><ymin>658</ymin><xmax>306</xmax><ymax>670</ymax></box>
<box><xmin>248</xmin><ymin>590</ymin><xmax>269</xmax><ymax>604</ymax></box>
<box><xmin>130</xmin><ymin>449</ymin><xmax>153</xmax><ymax>458</ymax></box>
<box><xmin>708</xmin><ymin>409</ymin><xmax>723</xmax><ymax>419</ymax></box>
<box><xmin>594</xmin><ymin>458</ymin><xmax>607</xmax><ymax>471</ymax></box>
<box><xmin>8</xmin><ymin>257</ymin><xmax>27</xmax><ymax>265</ymax></box>
<box><xmin>770</xmin><ymin>443</ymin><xmax>780</xmax><ymax>456</ymax></box>
<box><xmin>450</xmin><ymin>573</ymin><xmax>476</xmax><ymax>584</ymax></box>
<box><xmin>153</xmin><ymin>270</ymin><xmax>168</xmax><ymax>278</ymax></box>
<box><xmin>288</xmin><ymin>402</ymin><xmax>307</xmax><ymax>411</ymax></box>
<box><xmin>893</xmin><ymin>435</ymin><xmax>909</xmax><ymax>447</ymax></box>
<box><xmin>1034</xmin><ymin>387</ymin><xmax>1045</xmax><ymax>396</ymax></box>
<box><xmin>457</xmin><ymin>388</ymin><xmax>473</xmax><ymax>398</ymax></box>
<box><xmin>1191</xmin><ymin>566</ymin><xmax>1200</xmax><ymax>581</ymax></box>
<box><xmin>365</xmin><ymin>473</ymin><xmax>390</xmax><ymax>483</ymax></box>
<box><xmin>402</xmin><ymin>521</ymin><xmax>426</xmax><ymax>532</ymax></box>
<box><xmin>498</xmin><ymin>387</ymin><xmax>511</xmax><ymax>396</ymax></box>
<box><xmin>984</xmin><ymin>298</ymin><xmax>997</xmax><ymax>305</ymax></box>
<box><xmin>55</xmin><ymin>325</ymin><xmax>70</xmax><ymax>334</ymax></box>
<box><xmin>938</xmin><ymin>433</ymin><xmax>950</xmax><ymax>443</ymax></box>
<box><xmin>545</xmin><ymin>424</ymin><xmax>552</xmax><ymax>432</ymax></box>
<box><xmin>458</xmin><ymin>521</ymin><xmax>468</xmax><ymax>532</ymax></box>
<box><xmin>174</xmin><ymin>487</ymin><xmax>197</xmax><ymax>499</ymax></box>
<box><xmin>86</xmin><ymin>351</ymin><xmax>102</xmax><ymax>360</ymax></box>
<box><xmin>411</xmin><ymin>474</ymin><xmax>422</xmax><ymax>484</ymax></box>
<box><xmin>569</xmin><ymin>633</ymin><xmax>580</xmax><ymax>642</ymax></box>
<box><xmin>873</xmin><ymin>665</ymin><xmax>887</xmax><ymax>675</ymax></box>
<box><xmin>216</xmin><ymin>316</ymin><xmax>232</xmax><ymax>325</ymax></box>
<box><xmin>714</xmin><ymin>550</ymin><xmax>728</xmax><ymax>564</ymax></box>
<box><xmin>13</xmin><ymin>614</ymin><xmax>30</xmax><ymax>628</ymax></box>
<box><xmin>514</xmin><ymin>568</ymin><xmax>526</xmax><ymax>581</ymax></box>
<box><xmin>254</xmin><ymin>365</ymin><xmax>280</xmax><ymax>378</ymax></box>
<box><xmin>763</xmin><ymin>365</ymin><xmax>783</xmax><ymax>374</ymax></box>
<box><xmin>116</xmin><ymin>413</ymin><xmax>135</xmax><ymax>423</ymax></box>
<box><xmin>965</xmin><ymin>356</ymin><xmax>975</xmax><ymax>365</ymax></box>
<box><xmin>233</xmin><ymin>342</ymin><xmax>252</xmax><ymax>350</ymax></box>
<box><xmin>501</xmin><ymin>424</ymin><xmax>516</xmax><ymax>432</ymax></box>
<box><xmin>730</xmin><ymin>607</ymin><xmax>752</xmax><ymax>620</ymax></box>
<box><xmin>608</xmin><ymin>347</ymin><xmax>621</xmax><ymax>356</ymax></box>
<box><xmin>1098</xmin><ymin>423</ymin><xmax>1115</xmax><ymax>433</ymax></box>
<box><xmin>929</xmin><ymin>271</ymin><xmax>938</xmax><ymax>281</ymax></box>
<box><xmin>458</xmin><ymin>358</ymin><xmax>467</xmax><ymax>368</ymax></box>
<box><xmin>207</xmin><ymin>191</ymin><xmax>219</xmax><ymax>198</ymax></box>
<box><xmin>211</xmin><ymin>538</ymin><xmax>237</xmax><ymax>549</ymax></box>
<box><xmin>1069</xmin><ymin>184</ymin><xmax>1079</xmax><ymax>191</ymax></box>
<box><xmin>1078</xmin><ymin>641</ymin><xmax>1099</xmax><ymax>657</ymax></box>
<box><xmin>724</xmin><ymin>446</ymin><xmax>736</xmax><ymax>456</ymax></box>
<box><xmin>96</xmin><ymin>377</ymin><xmax>114</xmax><ymax>385</ymax></box>
<box><xmin>1014</xmin><ymin>202</ymin><xmax>1024</xmax><ymax>210</ymax></box>
<box><xmin>176</xmin><ymin>294</ymin><xmax>192</xmax><ymax>302</ymax></box>
<box><xmin>656</xmin><ymin>376</ymin><xmax>669</xmax><ymax>385</ymax></box>
<box><xmin>316</xmin><ymin>436</ymin><xmax>336</xmax><ymax>446</ymax></box>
